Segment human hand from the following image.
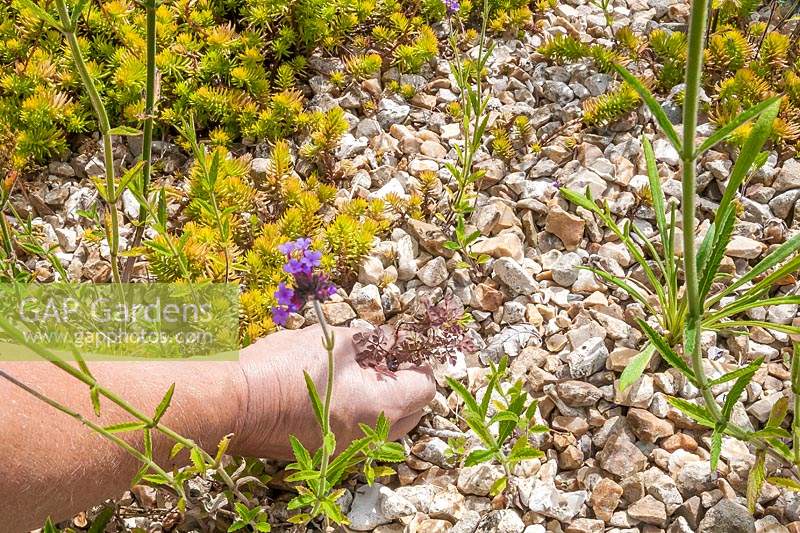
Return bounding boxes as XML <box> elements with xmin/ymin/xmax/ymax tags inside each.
<box><xmin>231</xmin><ymin>325</ymin><xmax>436</xmax><ymax>460</ymax></box>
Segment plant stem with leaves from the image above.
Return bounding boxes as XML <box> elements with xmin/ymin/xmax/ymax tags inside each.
<box><xmin>123</xmin><ymin>0</ymin><xmax>158</xmax><ymax>282</ymax></box>
<box><xmin>681</xmin><ymin>0</ymin><xmax>723</xmax><ymax>421</ymax></box>
<box><xmin>310</xmin><ymin>299</ymin><xmax>336</xmax><ymax>528</ymax></box>
<box><xmin>47</xmin><ymin>0</ymin><xmax>121</xmax><ymax>282</ymax></box>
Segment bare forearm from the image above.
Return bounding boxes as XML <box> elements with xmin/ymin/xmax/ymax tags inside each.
<box><xmin>0</xmin><ymin>359</ymin><xmax>246</xmax><ymax>532</ymax></box>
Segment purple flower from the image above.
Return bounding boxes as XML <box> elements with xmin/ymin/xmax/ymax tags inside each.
<box><xmin>272</xmin><ymin>237</ymin><xmax>338</xmax><ymax>327</ymax></box>
<box><xmin>271</xmin><ymin>306</ymin><xmax>291</xmax><ymax>326</ymax></box>
<box><xmin>284</xmin><ymin>258</ymin><xmax>310</xmax><ymax>275</ymax></box>
<box><xmin>303</xmin><ymin>249</ymin><xmax>322</xmax><ymax>268</ymax></box>
<box><xmin>277</xmin><ymin>237</ymin><xmax>312</xmax><ymax>255</ymax></box>
<box><xmin>275</xmin><ymin>282</ymin><xmax>295</xmax><ymax>306</ymax></box>
<box><xmin>444</xmin><ymin>0</ymin><xmax>459</xmax><ymax>13</ymax></box>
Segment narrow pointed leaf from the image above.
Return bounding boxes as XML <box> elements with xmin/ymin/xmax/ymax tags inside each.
<box><xmin>717</xmin><ymin>98</ymin><xmax>781</xmax><ymax>221</ymax></box>
<box><xmin>666</xmin><ymin>397</ymin><xmax>715</xmax><ymax>427</ymax></box>
<box><xmin>619</xmin><ymin>343</ymin><xmax>655</xmax><ymax>392</ymax></box>
<box><xmin>446</xmin><ymin>377</ymin><xmax>480</xmax><ymax>415</ymax></box>
<box><xmin>303</xmin><ymin>372</ymin><xmax>325</xmax><ymax>428</ymax></box>
<box><xmin>708</xmin><ymin>357</ymin><xmax>764</xmax><ymax>386</ymax></box>
<box><xmin>103</xmin><ymin>421</ymin><xmax>147</xmax><ymax>433</ymax></box>
<box><xmin>637</xmin><ymin>319</ymin><xmax>698</xmax><ymax>385</ymax></box>
<box><xmin>153</xmin><ymin>383</ymin><xmax>175</xmax><ymax>425</ymax></box>
<box><xmin>15</xmin><ymin>0</ymin><xmax>63</xmax><ymax>30</ymax></box>
<box><xmin>721</xmin><ymin>368</ymin><xmax>758</xmax><ymax>422</ymax></box>
<box><xmin>767</xmin><ymin>476</ymin><xmax>800</xmax><ymax>491</ymax></box>
<box><xmin>696</xmin><ymin>96</ymin><xmax>782</xmax><ymax>156</ymax></box>
<box><xmin>88</xmin><ymin>506</ymin><xmax>115</xmax><ymax>533</ymax></box>
<box><xmin>710</xmin><ymin>428</ymin><xmax>722</xmax><ymax>470</ymax></box>
<box><xmin>614</xmin><ymin>64</ymin><xmax>682</xmax><ymax>152</ymax></box>
<box><xmin>712</xmin><ymin>232</ymin><xmax>800</xmax><ymax>304</ymax></box>
<box><xmin>747</xmin><ymin>451</ymin><xmax>766</xmax><ymax>512</ymax></box>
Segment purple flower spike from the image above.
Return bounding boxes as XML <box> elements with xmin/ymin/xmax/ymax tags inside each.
<box><xmin>445</xmin><ymin>0</ymin><xmax>459</xmax><ymax>13</ymax></box>
<box><xmin>273</xmin><ymin>236</ymin><xmax>339</xmax><ymax>328</ymax></box>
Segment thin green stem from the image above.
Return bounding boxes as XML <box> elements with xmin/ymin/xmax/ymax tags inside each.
<box><xmin>54</xmin><ymin>0</ymin><xmax>120</xmax><ymax>283</ymax></box>
<box><xmin>445</xmin><ymin>0</ymin><xmax>489</xmax><ymax>226</ymax></box>
<box><xmin>311</xmin><ymin>299</ymin><xmax>335</xmax><ymax>527</ymax></box>
<box><xmin>0</xmin><ymin>368</ymin><xmax>184</xmax><ymax>499</ymax></box>
<box><xmin>682</xmin><ymin>0</ymin><xmax>722</xmax><ymax>419</ymax></box>
<box><xmin>0</xmin><ymin>208</ymin><xmax>13</xmax><ymax>259</ymax></box>
<box><xmin>123</xmin><ymin>0</ymin><xmax>157</xmax><ymax>282</ymax></box>
<box><xmin>792</xmin><ymin>344</ymin><xmax>800</xmax><ymax>464</ymax></box>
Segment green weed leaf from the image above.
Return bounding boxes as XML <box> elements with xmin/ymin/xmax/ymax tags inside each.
<box><xmin>15</xmin><ymin>0</ymin><xmax>63</xmax><ymax>31</ymax></box>
<box><xmin>303</xmin><ymin>372</ymin><xmax>325</xmax><ymax>429</ymax></box>
<box><xmin>153</xmin><ymin>383</ymin><xmax>175</xmax><ymax>425</ymax></box>
<box><xmin>708</xmin><ymin>357</ymin><xmax>763</xmax><ymax>387</ymax></box>
<box><xmin>614</xmin><ymin>64</ymin><xmax>682</xmax><ymax>152</ymax></box>
<box><xmin>108</xmin><ymin>126</ymin><xmax>143</xmax><ymax>136</ymax></box>
<box><xmin>619</xmin><ymin>343</ymin><xmax>656</xmax><ymax>391</ymax></box>
<box><xmin>717</xmin><ymin>98</ymin><xmax>781</xmax><ymax>221</ymax></box>
<box><xmin>637</xmin><ymin>319</ymin><xmax>698</xmax><ymax>385</ymax></box>
<box><xmin>464</xmin><ymin>448</ymin><xmax>495</xmax><ymax>466</ymax></box>
<box><xmin>696</xmin><ymin>96</ymin><xmax>782</xmax><ymax>157</ymax></box>
<box><xmin>666</xmin><ymin>397</ymin><xmax>715</xmax><ymax>428</ymax></box>
<box><xmin>747</xmin><ymin>451</ymin><xmax>766</xmax><ymax>512</ymax></box>
<box><xmin>88</xmin><ymin>506</ymin><xmax>115</xmax><ymax>533</ymax></box>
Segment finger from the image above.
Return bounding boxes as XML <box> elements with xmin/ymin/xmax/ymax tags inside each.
<box><xmin>388</xmin><ymin>410</ymin><xmax>425</xmax><ymax>441</ymax></box>
<box><xmin>387</xmin><ymin>365</ymin><xmax>436</xmax><ymax>416</ymax></box>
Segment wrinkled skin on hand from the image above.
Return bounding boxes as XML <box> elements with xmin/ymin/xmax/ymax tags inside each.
<box><xmin>232</xmin><ymin>325</ymin><xmax>436</xmax><ymax>459</ymax></box>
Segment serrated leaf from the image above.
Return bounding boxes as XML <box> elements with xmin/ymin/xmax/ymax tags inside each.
<box><xmin>323</xmin><ymin>432</ymin><xmax>336</xmax><ymax>456</ymax></box>
<box><xmin>446</xmin><ymin>377</ymin><xmax>480</xmax><ymax>415</ymax></box>
<box><xmin>289</xmin><ymin>435</ymin><xmax>312</xmax><ymax>469</ymax></box>
<box><xmin>464</xmin><ymin>448</ymin><xmax>495</xmax><ymax>466</ymax></box>
<box><xmin>750</xmin><ymin>426</ymin><xmax>792</xmax><ymax>439</ymax></box>
<box><xmin>710</xmin><ymin>428</ymin><xmax>722</xmax><ymax>471</ymax></box>
<box><xmin>153</xmin><ymin>383</ymin><xmax>175</xmax><ymax>425</ymax></box>
<box><xmin>90</xmin><ymin>386</ymin><xmax>101</xmax><ymax>416</ymax></box>
<box><xmin>708</xmin><ymin>357</ymin><xmax>764</xmax><ymax>386</ymax></box>
<box><xmin>721</xmin><ymin>365</ymin><xmax>759</xmax><ymax>422</ymax></box>
<box><xmin>666</xmin><ymin>397</ymin><xmax>715</xmax><ymax>428</ymax></box>
<box><xmin>214</xmin><ymin>434</ymin><xmax>231</xmax><ymax>466</ymax></box>
<box><xmin>103</xmin><ymin>421</ymin><xmax>147</xmax><ymax>433</ymax></box>
<box><xmin>747</xmin><ymin>451</ymin><xmax>766</xmax><ymax>512</ymax></box>
<box><xmin>767</xmin><ymin>476</ymin><xmax>800</xmax><ymax>491</ymax></box>
<box><xmin>190</xmin><ymin>447</ymin><xmax>205</xmax><ymax>472</ymax></box>
<box><xmin>286</xmin><ymin>469</ymin><xmax>322</xmax><ymax>482</ymax></box>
